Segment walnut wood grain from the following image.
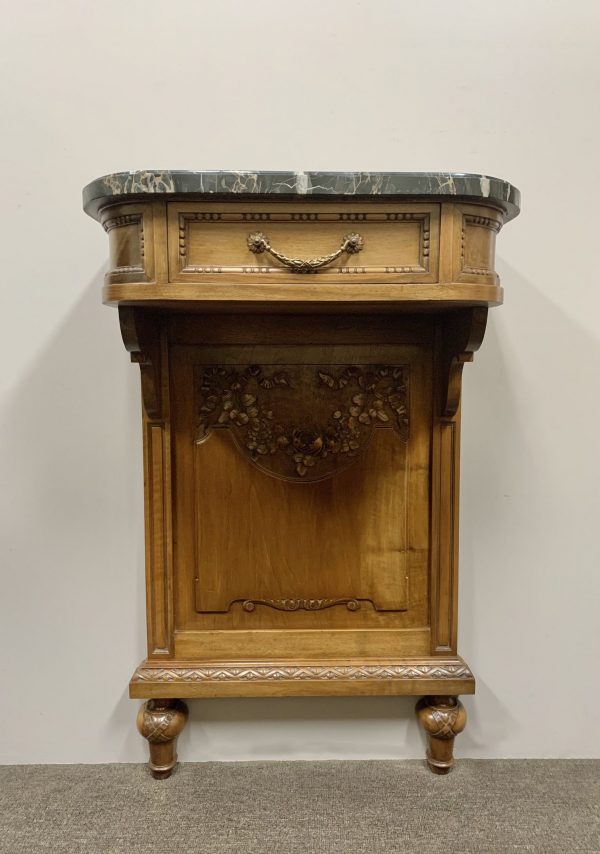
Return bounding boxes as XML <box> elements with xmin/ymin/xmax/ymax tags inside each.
<box><xmin>136</xmin><ymin>699</ymin><xmax>188</xmax><ymax>779</ymax></box>
<box><xmin>130</xmin><ymin>658</ymin><xmax>475</xmax><ymax>699</ymax></box>
<box><xmin>416</xmin><ymin>695</ymin><xmax>467</xmax><ymax>774</ymax></box>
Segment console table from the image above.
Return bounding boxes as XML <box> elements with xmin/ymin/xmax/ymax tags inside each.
<box><xmin>83</xmin><ymin>170</ymin><xmax>520</xmax><ymax>777</ymax></box>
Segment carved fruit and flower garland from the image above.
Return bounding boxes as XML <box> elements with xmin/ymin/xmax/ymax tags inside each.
<box><xmin>196</xmin><ymin>364</ymin><xmax>409</xmax><ymax>479</ymax></box>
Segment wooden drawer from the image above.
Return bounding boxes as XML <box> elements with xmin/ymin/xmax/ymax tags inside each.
<box><xmin>168</xmin><ymin>202</ymin><xmax>440</xmax><ymax>284</ymax></box>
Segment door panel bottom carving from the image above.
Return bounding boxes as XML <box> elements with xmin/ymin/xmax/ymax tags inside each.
<box><xmin>240</xmin><ymin>598</ymin><xmax>361</xmax><ymax>612</ymax></box>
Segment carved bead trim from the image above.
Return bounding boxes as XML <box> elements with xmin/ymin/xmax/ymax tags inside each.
<box><xmin>461</xmin><ymin>265</ymin><xmax>493</xmax><ymax>276</ymax></box>
<box><xmin>111</xmin><ymin>264</ymin><xmax>145</xmax><ymax>274</ymax></box>
<box><xmin>241</xmin><ymin>598</ymin><xmax>360</xmax><ymax>612</ymax></box>
<box><xmin>132</xmin><ymin>663</ymin><xmax>474</xmax><ymax>683</ymax></box>
<box><xmin>103</xmin><ymin>213</ymin><xmax>142</xmax><ymax>232</ymax></box>
<box><xmin>338</xmin><ymin>265</ymin><xmax>422</xmax><ymax>274</ymax></box>
<box><xmin>464</xmin><ymin>214</ymin><xmax>502</xmax><ymax>232</ymax></box>
<box><xmin>183</xmin><ymin>264</ymin><xmax>425</xmax><ymax>274</ymax></box>
<box><xmin>178</xmin><ymin>217</ymin><xmax>187</xmax><ymax>257</ymax></box>
<box><xmin>178</xmin><ymin>211</ymin><xmax>429</xmax><ymax>224</ymax></box>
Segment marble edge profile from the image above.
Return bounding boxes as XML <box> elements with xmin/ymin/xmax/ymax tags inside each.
<box><xmin>82</xmin><ymin>170</ymin><xmax>520</xmax><ymax>221</ymax></box>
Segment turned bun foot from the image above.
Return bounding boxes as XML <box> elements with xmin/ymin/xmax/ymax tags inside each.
<box><xmin>416</xmin><ymin>695</ymin><xmax>466</xmax><ymax>774</ymax></box>
<box><xmin>136</xmin><ymin>699</ymin><xmax>189</xmax><ymax>779</ymax></box>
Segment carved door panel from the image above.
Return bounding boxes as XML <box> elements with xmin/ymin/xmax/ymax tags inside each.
<box><xmin>171</xmin><ymin>344</ymin><xmax>431</xmax><ymax>632</ymax></box>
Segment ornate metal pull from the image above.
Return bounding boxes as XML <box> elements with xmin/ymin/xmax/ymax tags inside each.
<box><xmin>247</xmin><ymin>231</ymin><xmax>364</xmax><ymax>273</ymax></box>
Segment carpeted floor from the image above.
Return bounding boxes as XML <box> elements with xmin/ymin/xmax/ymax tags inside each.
<box><xmin>1</xmin><ymin>760</ymin><xmax>598</xmax><ymax>853</ymax></box>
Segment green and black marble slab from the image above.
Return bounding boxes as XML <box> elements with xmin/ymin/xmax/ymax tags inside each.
<box><xmin>83</xmin><ymin>170</ymin><xmax>520</xmax><ymax>221</ymax></box>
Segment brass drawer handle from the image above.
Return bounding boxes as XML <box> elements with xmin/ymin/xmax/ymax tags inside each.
<box><xmin>247</xmin><ymin>231</ymin><xmax>364</xmax><ymax>273</ymax></box>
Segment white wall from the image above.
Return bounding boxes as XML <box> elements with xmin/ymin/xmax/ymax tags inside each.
<box><xmin>1</xmin><ymin>0</ymin><xmax>599</xmax><ymax>764</ymax></box>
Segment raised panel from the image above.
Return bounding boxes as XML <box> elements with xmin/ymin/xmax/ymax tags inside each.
<box><xmin>194</xmin><ymin>429</ymin><xmax>410</xmax><ymax>614</ymax></box>
<box><xmin>145</xmin><ymin>423</ymin><xmax>170</xmax><ymax>653</ymax></box>
<box><xmin>171</xmin><ymin>342</ymin><xmax>431</xmax><ymax>637</ymax></box>
<box><xmin>453</xmin><ymin>204</ymin><xmax>502</xmax><ymax>284</ymax></box>
<box><xmin>100</xmin><ymin>203</ymin><xmax>155</xmax><ymax>284</ymax></box>
<box><xmin>431</xmin><ymin>418</ymin><xmax>459</xmax><ymax>652</ymax></box>
<box><xmin>168</xmin><ymin>202</ymin><xmax>440</xmax><ymax>284</ymax></box>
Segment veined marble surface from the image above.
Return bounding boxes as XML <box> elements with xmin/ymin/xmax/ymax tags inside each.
<box><xmin>83</xmin><ymin>170</ymin><xmax>520</xmax><ymax>221</ymax></box>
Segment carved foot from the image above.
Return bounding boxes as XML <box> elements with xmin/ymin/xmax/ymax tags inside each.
<box><xmin>416</xmin><ymin>695</ymin><xmax>466</xmax><ymax>774</ymax></box>
<box><xmin>136</xmin><ymin>699</ymin><xmax>189</xmax><ymax>779</ymax></box>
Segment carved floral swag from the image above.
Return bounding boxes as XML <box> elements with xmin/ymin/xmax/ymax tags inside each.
<box><xmin>196</xmin><ymin>364</ymin><xmax>409</xmax><ymax>479</ymax></box>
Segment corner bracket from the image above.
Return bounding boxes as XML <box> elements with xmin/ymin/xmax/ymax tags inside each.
<box><xmin>440</xmin><ymin>307</ymin><xmax>488</xmax><ymax>418</ymax></box>
<box><xmin>119</xmin><ymin>307</ymin><xmax>163</xmax><ymax>419</ymax></box>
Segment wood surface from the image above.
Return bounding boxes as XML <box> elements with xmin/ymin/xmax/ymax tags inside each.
<box><xmin>416</xmin><ymin>695</ymin><xmax>467</xmax><ymax>774</ymax></box>
<box><xmin>93</xmin><ymin>195</ymin><xmax>511</xmax><ymax>773</ymax></box>
<box><xmin>170</xmin><ymin>341</ymin><xmax>428</xmax><ymax>626</ymax></box>
<box><xmin>170</xmin><ymin>201</ymin><xmax>440</xmax><ymax>282</ymax></box>
<box><xmin>130</xmin><ymin>658</ymin><xmax>475</xmax><ymax>699</ymax></box>
<box><xmin>100</xmin><ymin>199</ymin><xmax>503</xmax><ymax>308</ymax></box>
<box><xmin>136</xmin><ymin>699</ymin><xmax>188</xmax><ymax>779</ymax></box>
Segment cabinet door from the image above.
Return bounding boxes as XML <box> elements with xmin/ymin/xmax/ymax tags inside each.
<box><xmin>171</xmin><ymin>338</ymin><xmax>432</xmax><ymax>649</ymax></box>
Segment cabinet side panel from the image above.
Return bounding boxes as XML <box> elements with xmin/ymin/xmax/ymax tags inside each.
<box><xmin>431</xmin><ymin>413</ymin><xmax>460</xmax><ymax>653</ymax></box>
<box><xmin>142</xmin><ymin>330</ymin><xmax>174</xmax><ymax>657</ymax></box>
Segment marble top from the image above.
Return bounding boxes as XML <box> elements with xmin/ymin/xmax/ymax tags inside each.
<box><xmin>83</xmin><ymin>171</ymin><xmax>521</xmax><ymax>221</ymax></box>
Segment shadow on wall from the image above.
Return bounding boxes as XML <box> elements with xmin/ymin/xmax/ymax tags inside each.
<box><xmin>8</xmin><ymin>254</ymin><xmax>597</xmax><ymax>762</ymax></box>
<box><xmin>0</xmin><ymin>271</ymin><xmax>423</xmax><ymax>762</ymax></box>
<box><xmin>459</xmin><ymin>257</ymin><xmax>600</xmax><ymax>756</ymax></box>
<box><xmin>0</xmin><ymin>271</ymin><xmax>147</xmax><ymax>763</ymax></box>
<box><xmin>181</xmin><ymin>694</ymin><xmax>422</xmax><ymax>761</ymax></box>
<box><xmin>186</xmin><ymin>260</ymin><xmax>600</xmax><ymax>761</ymax></box>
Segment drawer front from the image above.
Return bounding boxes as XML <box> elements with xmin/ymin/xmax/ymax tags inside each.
<box><xmin>168</xmin><ymin>202</ymin><xmax>440</xmax><ymax>284</ymax></box>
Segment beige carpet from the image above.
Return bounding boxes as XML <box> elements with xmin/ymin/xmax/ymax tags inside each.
<box><xmin>1</xmin><ymin>760</ymin><xmax>598</xmax><ymax>853</ymax></box>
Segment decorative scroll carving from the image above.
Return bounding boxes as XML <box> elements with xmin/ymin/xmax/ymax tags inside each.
<box><xmin>439</xmin><ymin>308</ymin><xmax>488</xmax><ymax>419</ymax></box>
<box><xmin>241</xmin><ymin>598</ymin><xmax>360</xmax><ymax>612</ymax></box>
<box><xmin>132</xmin><ymin>663</ymin><xmax>474</xmax><ymax>683</ymax></box>
<box><xmin>195</xmin><ymin>363</ymin><xmax>409</xmax><ymax>481</ymax></box>
<box><xmin>119</xmin><ymin>308</ymin><xmax>163</xmax><ymax>418</ymax></box>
